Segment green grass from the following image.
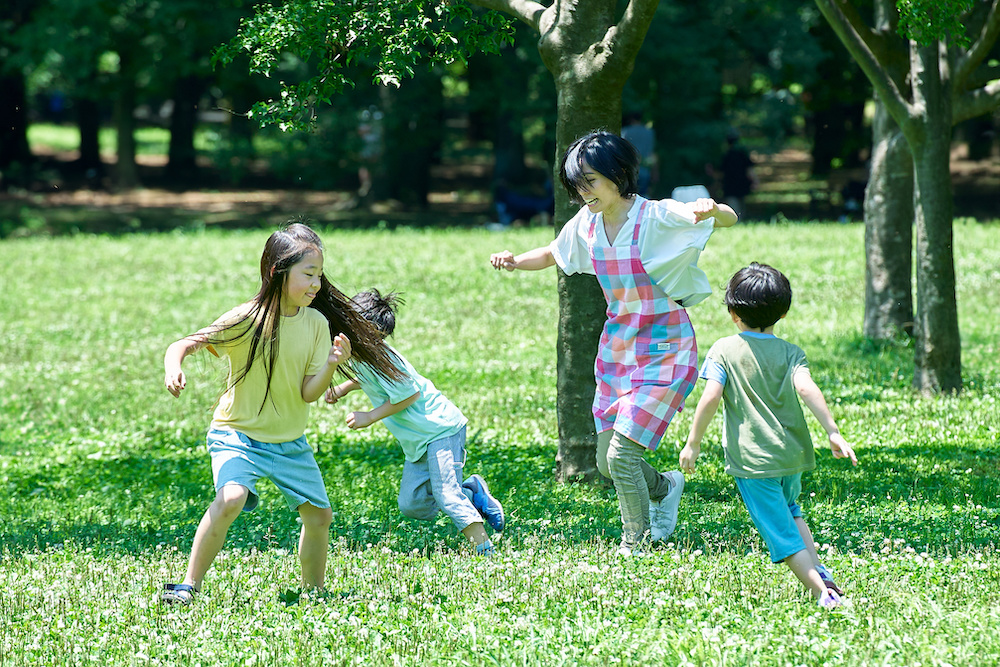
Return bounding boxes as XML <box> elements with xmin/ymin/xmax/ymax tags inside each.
<box><xmin>1</xmin><ymin>222</ymin><xmax>999</xmax><ymax>665</ymax></box>
<box><xmin>27</xmin><ymin>124</ymin><xmax>220</xmax><ymax>157</ymax></box>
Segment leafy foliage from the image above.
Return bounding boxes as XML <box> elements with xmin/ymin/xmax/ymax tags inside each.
<box><xmin>214</xmin><ymin>0</ymin><xmax>514</xmax><ymax>131</ymax></box>
<box><xmin>896</xmin><ymin>0</ymin><xmax>973</xmax><ymax>46</ymax></box>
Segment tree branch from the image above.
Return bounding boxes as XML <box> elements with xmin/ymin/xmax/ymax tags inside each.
<box><xmin>611</xmin><ymin>0</ymin><xmax>659</xmax><ymax>66</ymax></box>
<box><xmin>469</xmin><ymin>0</ymin><xmax>547</xmax><ymax>30</ymax></box>
<box><xmin>814</xmin><ymin>0</ymin><xmax>915</xmax><ymax>132</ymax></box>
<box><xmin>953</xmin><ymin>78</ymin><xmax>1000</xmax><ymax>124</ymax></box>
<box><xmin>955</xmin><ymin>0</ymin><xmax>1000</xmax><ymax>88</ymax></box>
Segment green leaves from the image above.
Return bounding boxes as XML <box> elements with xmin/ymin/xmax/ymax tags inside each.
<box><xmin>214</xmin><ymin>0</ymin><xmax>515</xmax><ymax>131</ymax></box>
<box><xmin>896</xmin><ymin>0</ymin><xmax>974</xmax><ymax>46</ymax></box>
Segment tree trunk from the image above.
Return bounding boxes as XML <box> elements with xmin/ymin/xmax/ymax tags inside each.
<box><xmin>166</xmin><ymin>75</ymin><xmax>202</xmax><ymax>183</ymax></box>
<box><xmin>76</xmin><ymin>98</ymin><xmax>103</xmax><ymax>174</ymax></box>
<box><xmin>0</xmin><ymin>72</ymin><xmax>32</xmax><ymax>179</ymax></box>
<box><xmin>542</xmin><ymin>15</ymin><xmax>634</xmax><ymax>482</ymax></box>
<box><xmin>863</xmin><ymin>101</ymin><xmax>914</xmax><ymax>338</ymax></box>
<box><xmin>112</xmin><ymin>51</ymin><xmax>140</xmax><ymax>190</ymax></box>
<box><xmin>910</xmin><ymin>43</ymin><xmax>961</xmax><ymax>393</ymax></box>
<box><xmin>863</xmin><ymin>0</ymin><xmax>914</xmax><ymax>339</ymax></box>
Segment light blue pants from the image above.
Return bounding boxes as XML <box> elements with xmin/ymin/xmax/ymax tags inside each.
<box><xmin>397</xmin><ymin>426</ymin><xmax>483</xmax><ymax>531</ymax></box>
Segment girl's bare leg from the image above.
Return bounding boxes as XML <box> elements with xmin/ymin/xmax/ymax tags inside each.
<box><xmin>297</xmin><ymin>502</ymin><xmax>333</xmax><ymax>589</ymax></box>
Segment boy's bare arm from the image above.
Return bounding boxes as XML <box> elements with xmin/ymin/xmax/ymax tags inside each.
<box><xmin>680</xmin><ymin>380</ymin><xmax>724</xmax><ymax>473</ymax></box>
<box><xmin>793</xmin><ymin>370</ymin><xmax>858</xmax><ymax>465</ymax></box>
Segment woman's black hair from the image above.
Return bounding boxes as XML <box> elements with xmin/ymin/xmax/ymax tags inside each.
<box><xmin>206</xmin><ymin>222</ymin><xmax>405</xmax><ymax>413</ymax></box>
<box><xmin>723</xmin><ymin>262</ymin><xmax>792</xmax><ymax>331</ymax></box>
<box><xmin>559</xmin><ymin>130</ymin><xmax>641</xmax><ymax>205</ymax></box>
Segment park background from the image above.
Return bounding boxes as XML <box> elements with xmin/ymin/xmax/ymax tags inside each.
<box><xmin>2</xmin><ymin>0</ymin><xmax>1000</xmax><ymax>665</ymax></box>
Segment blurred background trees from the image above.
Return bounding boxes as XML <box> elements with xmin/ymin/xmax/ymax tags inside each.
<box><xmin>1</xmin><ymin>0</ymin><xmax>928</xmax><ymax>200</ymax></box>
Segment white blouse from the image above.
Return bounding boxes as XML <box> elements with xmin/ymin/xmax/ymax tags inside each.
<box><xmin>549</xmin><ymin>196</ymin><xmax>716</xmax><ymax>307</ymax></box>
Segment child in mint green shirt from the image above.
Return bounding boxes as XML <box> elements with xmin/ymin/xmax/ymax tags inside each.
<box><xmin>680</xmin><ymin>262</ymin><xmax>858</xmax><ymax>609</ymax></box>
<box><xmin>326</xmin><ymin>289</ymin><xmax>504</xmax><ymax>555</ymax></box>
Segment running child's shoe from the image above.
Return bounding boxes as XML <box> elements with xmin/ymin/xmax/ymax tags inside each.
<box><xmin>650</xmin><ymin>471</ymin><xmax>684</xmax><ymax>541</ymax></box>
<box><xmin>463</xmin><ymin>474</ymin><xmax>505</xmax><ymax>531</ymax></box>
<box><xmin>816</xmin><ymin>564</ymin><xmax>844</xmax><ymax>595</ymax></box>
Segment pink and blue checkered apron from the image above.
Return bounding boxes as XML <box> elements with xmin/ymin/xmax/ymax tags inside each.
<box><xmin>588</xmin><ymin>201</ymin><xmax>699</xmax><ymax>450</ymax></box>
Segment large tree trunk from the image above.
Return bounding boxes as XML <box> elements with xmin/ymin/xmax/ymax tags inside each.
<box><xmin>911</xmin><ymin>43</ymin><xmax>961</xmax><ymax>393</ymax></box>
<box><xmin>541</xmin><ymin>6</ymin><xmax>636</xmax><ymax>482</ymax></box>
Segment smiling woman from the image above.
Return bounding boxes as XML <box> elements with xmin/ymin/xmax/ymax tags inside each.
<box><xmin>490</xmin><ymin>130</ymin><xmax>739</xmax><ymax>557</ymax></box>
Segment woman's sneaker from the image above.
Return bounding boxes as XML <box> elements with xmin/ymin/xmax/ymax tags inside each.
<box><xmin>463</xmin><ymin>475</ymin><xmax>505</xmax><ymax>531</ymax></box>
<box><xmin>650</xmin><ymin>471</ymin><xmax>684</xmax><ymax>541</ymax></box>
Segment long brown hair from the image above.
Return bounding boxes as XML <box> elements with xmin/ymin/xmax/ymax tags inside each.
<box><xmin>208</xmin><ymin>222</ymin><xmax>405</xmax><ymax>413</ymax></box>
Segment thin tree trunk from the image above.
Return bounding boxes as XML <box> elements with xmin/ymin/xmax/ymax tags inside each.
<box><xmin>911</xmin><ymin>43</ymin><xmax>961</xmax><ymax>392</ymax></box>
<box><xmin>166</xmin><ymin>75</ymin><xmax>202</xmax><ymax>183</ymax></box>
<box><xmin>863</xmin><ymin>0</ymin><xmax>914</xmax><ymax>339</ymax></box>
<box><xmin>0</xmin><ymin>73</ymin><xmax>32</xmax><ymax>177</ymax></box>
<box><xmin>864</xmin><ymin>103</ymin><xmax>914</xmax><ymax>338</ymax></box>
<box><xmin>76</xmin><ymin>98</ymin><xmax>103</xmax><ymax>174</ymax></box>
<box><xmin>113</xmin><ymin>51</ymin><xmax>140</xmax><ymax>190</ymax></box>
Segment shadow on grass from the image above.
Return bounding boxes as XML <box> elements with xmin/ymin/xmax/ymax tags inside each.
<box><xmin>2</xmin><ymin>430</ymin><xmax>997</xmax><ymax>559</ymax></box>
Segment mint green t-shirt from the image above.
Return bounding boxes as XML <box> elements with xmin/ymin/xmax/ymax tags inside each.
<box><xmin>354</xmin><ymin>344</ymin><xmax>467</xmax><ymax>462</ymax></box>
<box><xmin>702</xmin><ymin>332</ymin><xmax>815</xmax><ymax>479</ymax></box>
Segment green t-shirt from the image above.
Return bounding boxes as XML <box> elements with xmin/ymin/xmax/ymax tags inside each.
<box><xmin>702</xmin><ymin>332</ymin><xmax>815</xmax><ymax>478</ymax></box>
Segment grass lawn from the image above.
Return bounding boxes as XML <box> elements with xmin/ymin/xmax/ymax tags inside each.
<box><xmin>1</xmin><ymin>221</ymin><xmax>999</xmax><ymax>665</ymax></box>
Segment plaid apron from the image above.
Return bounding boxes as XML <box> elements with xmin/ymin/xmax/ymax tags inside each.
<box><xmin>589</xmin><ymin>201</ymin><xmax>699</xmax><ymax>450</ymax></box>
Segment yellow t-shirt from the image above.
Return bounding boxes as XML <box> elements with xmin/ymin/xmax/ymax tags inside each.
<box><xmin>208</xmin><ymin>304</ymin><xmax>331</xmax><ymax>443</ymax></box>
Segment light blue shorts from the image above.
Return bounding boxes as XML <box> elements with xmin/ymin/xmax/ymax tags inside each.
<box><xmin>207</xmin><ymin>428</ymin><xmax>330</xmax><ymax>512</ymax></box>
<box><xmin>734</xmin><ymin>474</ymin><xmax>806</xmax><ymax>563</ymax></box>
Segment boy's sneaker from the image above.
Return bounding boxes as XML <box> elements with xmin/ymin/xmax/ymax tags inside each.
<box><xmin>816</xmin><ymin>564</ymin><xmax>844</xmax><ymax>595</ymax></box>
<box><xmin>463</xmin><ymin>475</ymin><xmax>505</xmax><ymax>532</ymax></box>
<box><xmin>650</xmin><ymin>471</ymin><xmax>684</xmax><ymax>541</ymax></box>
<box><xmin>817</xmin><ymin>588</ymin><xmax>843</xmax><ymax>609</ymax></box>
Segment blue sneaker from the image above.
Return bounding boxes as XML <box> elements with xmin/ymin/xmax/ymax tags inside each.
<box><xmin>463</xmin><ymin>474</ymin><xmax>505</xmax><ymax>531</ymax></box>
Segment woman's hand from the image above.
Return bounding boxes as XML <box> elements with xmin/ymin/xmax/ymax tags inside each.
<box><xmin>490</xmin><ymin>250</ymin><xmax>516</xmax><ymax>271</ymax></box>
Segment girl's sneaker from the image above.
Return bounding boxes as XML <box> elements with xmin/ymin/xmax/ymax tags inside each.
<box><xmin>816</xmin><ymin>564</ymin><xmax>844</xmax><ymax>595</ymax></box>
<box><xmin>817</xmin><ymin>588</ymin><xmax>843</xmax><ymax>609</ymax></box>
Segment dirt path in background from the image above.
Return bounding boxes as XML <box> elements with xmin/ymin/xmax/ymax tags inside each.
<box><xmin>4</xmin><ymin>148</ymin><xmax>998</xmax><ymax>231</ymax></box>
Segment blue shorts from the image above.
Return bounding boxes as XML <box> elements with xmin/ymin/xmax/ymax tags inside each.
<box><xmin>207</xmin><ymin>428</ymin><xmax>330</xmax><ymax>513</ymax></box>
<box><xmin>734</xmin><ymin>474</ymin><xmax>806</xmax><ymax>563</ymax></box>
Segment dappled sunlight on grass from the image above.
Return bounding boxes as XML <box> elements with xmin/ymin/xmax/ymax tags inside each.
<box><xmin>2</xmin><ymin>226</ymin><xmax>1000</xmax><ymax>664</ymax></box>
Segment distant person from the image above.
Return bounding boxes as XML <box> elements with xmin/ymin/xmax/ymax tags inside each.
<box><xmin>680</xmin><ymin>262</ymin><xmax>858</xmax><ymax>609</ymax></box>
<box><xmin>491</xmin><ymin>179</ymin><xmax>555</xmax><ymax>230</ymax></box>
<box><xmin>621</xmin><ymin>111</ymin><xmax>657</xmax><ymax>195</ymax></box>
<box><xmin>325</xmin><ymin>289</ymin><xmax>504</xmax><ymax>556</ymax></box>
<box><xmin>160</xmin><ymin>223</ymin><xmax>404</xmax><ymax>605</ymax></box>
<box><xmin>719</xmin><ymin>129</ymin><xmax>756</xmax><ymax>219</ymax></box>
<box><xmin>357</xmin><ymin>106</ymin><xmax>384</xmax><ymax>199</ymax></box>
<box><xmin>490</xmin><ymin>130</ymin><xmax>737</xmax><ymax>557</ymax></box>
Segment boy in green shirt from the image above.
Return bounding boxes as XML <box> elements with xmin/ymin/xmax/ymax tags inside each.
<box><xmin>680</xmin><ymin>262</ymin><xmax>857</xmax><ymax>609</ymax></box>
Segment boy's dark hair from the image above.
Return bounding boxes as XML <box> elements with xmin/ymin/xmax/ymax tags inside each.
<box><xmin>724</xmin><ymin>262</ymin><xmax>792</xmax><ymax>331</ymax></box>
<box><xmin>352</xmin><ymin>288</ymin><xmax>404</xmax><ymax>337</ymax></box>
<box><xmin>559</xmin><ymin>130</ymin><xmax>640</xmax><ymax>205</ymax></box>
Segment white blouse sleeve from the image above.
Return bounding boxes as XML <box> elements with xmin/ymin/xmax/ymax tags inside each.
<box><xmin>549</xmin><ymin>206</ymin><xmax>597</xmax><ymax>275</ymax></box>
<box><xmin>639</xmin><ymin>199</ymin><xmax>716</xmax><ymax>306</ymax></box>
